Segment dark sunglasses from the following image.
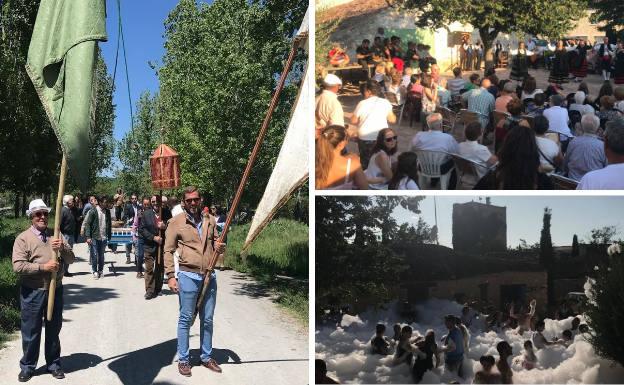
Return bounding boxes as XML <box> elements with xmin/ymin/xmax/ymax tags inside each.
<box><xmin>185</xmin><ymin>198</ymin><xmax>201</xmax><ymax>203</ymax></box>
<box><xmin>34</xmin><ymin>211</ymin><xmax>49</xmax><ymax>218</ymax></box>
<box><xmin>385</xmin><ymin>135</ymin><xmax>398</xmax><ymax>143</ymax></box>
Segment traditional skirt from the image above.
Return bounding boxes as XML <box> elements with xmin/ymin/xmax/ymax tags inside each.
<box><xmin>614</xmin><ymin>54</ymin><xmax>624</xmax><ymax>84</ymax></box>
<box><xmin>548</xmin><ymin>71</ymin><xmax>569</xmax><ymax>85</ymax></box>
<box><xmin>510</xmin><ymin>55</ymin><xmax>529</xmax><ymax>81</ymax></box>
<box><xmin>571</xmin><ymin>58</ymin><xmax>588</xmax><ymax>78</ymax></box>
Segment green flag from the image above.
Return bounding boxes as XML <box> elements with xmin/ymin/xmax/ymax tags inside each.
<box><xmin>25</xmin><ymin>0</ymin><xmax>107</xmax><ymax>191</ymax></box>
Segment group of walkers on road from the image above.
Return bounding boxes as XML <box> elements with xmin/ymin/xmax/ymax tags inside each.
<box><xmin>11</xmin><ymin>185</ymin><xmax>229</xmax><ymax>382</ymax></box>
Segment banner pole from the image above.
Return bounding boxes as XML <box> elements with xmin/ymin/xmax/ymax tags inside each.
<box><xmin>47</xmin><ymin>154</ymin><xmax>67</xmax><ymax>321</ymax></box>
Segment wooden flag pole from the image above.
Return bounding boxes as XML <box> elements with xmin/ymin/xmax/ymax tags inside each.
<box><xmin>47</xmin><ymin>154</ymin><xmax>68</xmax><ymax>321</ymax></box>
<box><xmin>191</xmin><ymin>34</ymin><xmax>305</xmax><ymax>324</ymax></box>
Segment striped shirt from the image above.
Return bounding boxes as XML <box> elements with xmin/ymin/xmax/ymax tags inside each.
<box><xmin>462</xmin><ymin>87</ymin><xmax>495</xmax><ymax>127</ymax></box>
<box><xmin>447</xmin><ymin>77</ymin><xmax>466</xmax><ymax>96</ymax></box>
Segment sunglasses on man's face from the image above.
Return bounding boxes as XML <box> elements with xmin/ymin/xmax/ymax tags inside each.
<box><xmin>385</xmin><ymin>135</ymin><xmax>398</xmax><ymax>143</ymax></box>
<box><xmin>185</xmin><ymin>198</ymin><xmax>201</xmax><ymax>204</ymax></box>
<box><xmin>34</xmin><ymin>211</ymin><xmax>48</xmax><ymax>218</ymax></box>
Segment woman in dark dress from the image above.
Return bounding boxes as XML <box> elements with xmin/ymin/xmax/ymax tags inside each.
<box><xmin>570</xmin><ymin>40</ymin><xmax>590</xmax><ymax>82</ymax></box>
<box><xmin>475</xmin><ymin>120</ymin><xmax>554</xmax><ymax>190</ymax></box>
<box><xmin>614</xmin><ymin>42</ymin><xmax>624</xmax><ymax>85</ymax></box>
<box><xmin>548</xmin><ymin>40</ymin><xmax>570</xmax><ymax>86</ymax></box>
<box><xmin>510</xmin><ymin>42</ymin><xmax>531</xmax><ymax>82</ymax></box>
<box><xmin>412</xmin><ymin>330</ymin><xmax>439</xmax><ymax>383</ymax></box>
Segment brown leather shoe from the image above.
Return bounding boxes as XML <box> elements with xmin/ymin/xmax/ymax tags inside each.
<box><xmin>201</xmin><ymin>358</ymin><xmax>222</xmax><ymax>373</ymax></box>
<box><xmin>178</xmin><ymin>362</ymin><xmax>192</xmax><ymax>377</ymax></box>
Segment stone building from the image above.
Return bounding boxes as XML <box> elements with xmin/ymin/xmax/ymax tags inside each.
<box><xmin>317</xmin><ymin>0</ymin><xmax>608</xmax><ymax>71</ymax></box>
<box><xmin>452</xmin><ymin>200</ymin><xmax>507</xmax><ymax>254</ymax></box>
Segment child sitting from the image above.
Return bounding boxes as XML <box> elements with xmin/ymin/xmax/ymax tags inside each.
<box><xmin>409</xmin><ymin>74</ymin><xmax>424</xmax><ymax>95</ymax></box>
<box><xmin>522</xmin><ymin>340</ymin><xmax>537</xmax><ymax>370</ymax></box>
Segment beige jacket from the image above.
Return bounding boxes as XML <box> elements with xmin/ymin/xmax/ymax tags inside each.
<box><xmin>12</xmin><ymin>228</ymin><xmax>75</xmax><ymax>289</ymax></box>
<box><xmin>164</xmin><ymin>212</ymin><xmax>218</xmax><ymax>280</ymax></box>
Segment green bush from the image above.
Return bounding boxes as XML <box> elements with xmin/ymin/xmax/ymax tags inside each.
<box><xmin>227</xmin><ymin>218</ymin><xmax>308</xmax><ymax>277</ymax></box>
<box><xmin>0</xmin><ymin>217</ymin><xmax>24</xmax><ymax>344</ymax></box>
<box><xmin>226</xmin><ymin>218</ymin><xmax>308</xmax><ymax>322</ymax></box>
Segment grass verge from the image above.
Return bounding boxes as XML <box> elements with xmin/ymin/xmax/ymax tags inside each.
<box><xmin>0</xmin><ymin>216</ymin><xmax>28</xmax><ymax>345</ymax></box>
<box><xmin>226</xmin><ymin>218</ymin><xmax>308</xmax><ymax>324</ymax></box>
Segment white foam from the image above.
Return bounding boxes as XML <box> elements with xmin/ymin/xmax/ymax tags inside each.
<box><xmin>316</xmin><ymin>299</ymin><xmax>624</xmax><ymax>383</ymax></box>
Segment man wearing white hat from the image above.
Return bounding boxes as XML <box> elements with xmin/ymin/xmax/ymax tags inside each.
<box><xmin>315</xmin><ymin>73</ymin><xmax>345</xmax><ymax>136</ymax></box>
<box><xmin>12</xmin><ymin>199</ymin><xmax>75</xmax><ymax>382</ymax></box>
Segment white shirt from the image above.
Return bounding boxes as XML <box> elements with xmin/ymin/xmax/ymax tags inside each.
<box><xmin>398</xmin><ymin>176</ymin><xmax>419</xmax><ymax>190</ymax></box>
<box><xmin>543</xmin><ymin>106</ymin><xmax>573</xmax><ymax>137</ymax></box>
<box><xmin>410</xmin><ymin>130</ymin><xmax>459</xmax><ymax>157</ymax></box>
<box><xmin>569</xmin><ymin>103</ymin><xmax>595</xmax><ymax>116</ymax></box>
<box><xmin>578</xmin><ymin>163</ymin><xmax>624</xmax><ymax>190</ymax></box>
<box><xmin>354</xmin><ymin>96</ymin><xmax>393</xmax><ymax>141</ymax></box>
<box><xmin>365</xmin><ymin>151</ymin><xmax>391</xmax><ymax>190</ymax></box>
<box><xmin>458</xmin><ymin>140</ymin><xmax>492</xmax><ymax>180</ymax></box>
<box><xmin>315</xmin><ymin>89</ymin><xmax>344</xmax><ymax>128</ymax></box>
<box><xmin>521</xmin><ymin>89</ymin><xmax>543</xmax><ymax>101</ymax></box>
<box><xmin>536</xmin><ymin>136</ymin><xmax>560</xmax><ymax>167</ymax></box>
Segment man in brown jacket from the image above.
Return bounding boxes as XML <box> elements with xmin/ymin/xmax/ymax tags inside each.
<box><xmin>164</xmin><ymin>186</ymin><xmax>225</xmax><ymax>377</ymax></box>
<box><xmin>12</xmin><ymin>199</ymin><xmax>75</xmax><ymax>382</ymax></box>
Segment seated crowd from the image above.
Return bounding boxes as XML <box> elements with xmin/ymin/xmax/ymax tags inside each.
<box><xmin>316</xmin><ymin>52</ymin><xmax>624</xmax><ymax>190</ymax></box>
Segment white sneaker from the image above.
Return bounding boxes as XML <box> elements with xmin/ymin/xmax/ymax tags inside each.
<box><xmin>93</xmin><ymin>272</ymin><xmax>99</xmax><ymax>280</ymax></box>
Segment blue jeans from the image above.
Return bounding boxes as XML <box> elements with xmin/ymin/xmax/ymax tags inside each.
<box><xmin>19</xmin><ymin>285</ymin><xmax>63</xmax><ymax>374</ymax></box>
<box><xmin>90</xmin><ymin>239</ymin><xmax>106</xmax><ymax>273</ymax></box>
<box><xmin>177</xmin><ymin>271</ymin><xmax>217</xmax><ymax>363</ymax></box>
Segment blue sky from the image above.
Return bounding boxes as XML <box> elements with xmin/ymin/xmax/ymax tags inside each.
<box><xmin>393</xmin><ymin>196</ymin><xmax>624</xmax><ymax>248</ymax></box>
<box><xmin>100</xmin><ymin>1</ymin><xmax>213</xmax><ymax>172</ymax></box>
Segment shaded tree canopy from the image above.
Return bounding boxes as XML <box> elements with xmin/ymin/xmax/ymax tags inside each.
<box><xmin>117</xmin><ymin>91</ymin><xmax>161</xmax><ymax>195</ymax></box>
<box><xmin>591</xmin><ymin>0</ymin><xmax>624</xmax><ymax>32</ymax></box>
<box><xmin>316</xmin><ymin>196</ymin><xmax>429</xmax><ymax>310</ymax></box>
<box><xmin>389</xmin><ymin>0</ymin><xmax>587</xmax><ymax>67</ymax></box>
<box><xmin>158</xmin><ymin>0</ymin><xmax>307</xmax><ymax>205</ymax></box>
<box><xmin>0</xmin><ymin>0</ymin><xmax>115</xmax><ymax>206</ymax></box>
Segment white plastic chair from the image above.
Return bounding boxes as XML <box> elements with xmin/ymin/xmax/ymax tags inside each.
<box><xmin>415</xmin><ymin>150</ymin><xmax>454</xmax><ymax>190</ymax></box>
<box><xmin>385</xmin><ymin>91</ymin><xmax>406</xmax><ymax>127</ymax></box>
<box><xmin>451</xmin><ymin>154</ymin><xmax>493</xmax><ymax>189</ymax></box>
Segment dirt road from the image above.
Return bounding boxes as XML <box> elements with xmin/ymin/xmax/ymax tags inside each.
<box><xmin>0</xmin><ymin>243</ymin><xmax>308</xmax><ymax>385</ymax></box>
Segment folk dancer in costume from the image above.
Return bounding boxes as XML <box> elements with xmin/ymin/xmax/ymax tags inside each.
<box><xmin>460</xmin><ymin>35</ymin><xmax>469</xmax><ymax>71</ymax></box>
<box><xmin>613</xmin><ymin>41</ymin><xmax>624</xmax><ymax>85</ymax></box>
<box><xmin>594</xmin><ymin>37</ymin><xmax>615</xmax><ymax>81</ymax></box>
<box><xmin>493</xmin><ymin>40</ymin><xmax>503</xmax><ymax>68</ymax></box>
<box><xmin>12</xmin><ymin>199</ymin><xmax>75</xmax><ymax>382</ymax></box>
<box><xmin>570</xmin><ymin>39</ymin><xmax>590</xmax><ymax>82</ymax></box>
<box><xmin>548</xmin><ymin>40</ymin><xmax>573</xmax><ymax>87</ymax></box>
<box><xmin>510</xmin><ymin>41</ymin><xmax>532</xmax><ymax>83</ymax></box>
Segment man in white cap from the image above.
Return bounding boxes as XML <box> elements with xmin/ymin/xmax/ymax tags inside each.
<box><xmin>315</xmin><ymin>73</ymin><xmax>345</xmax><ymax>136</ymax></box>
<box><xmin>12</xmin><ymin>199</ymin><xmax>75</xmax><ymax>382</ymax></box>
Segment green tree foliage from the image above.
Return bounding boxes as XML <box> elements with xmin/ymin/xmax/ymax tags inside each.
<box><xmin>586</xmin><ymin>245</ymin><xmax>624</xmax><ymax>367</ymax></box>
<box><xmin>588</xmin><ymin>226</ymin><xmax>618</xmax><ymax>245</ymax></box>
<box><xmin>572</xmin><ymin>234</ymin><xmax>579</xmax><ymax>257</ymax></box>
<box><xmin>591</xmin><ymin>0</ymin><xmax>624</xmax><ymax>32</ymax></box>
<box><xmin>315</xmin><ymin>6</ymin><xmax>341</xmax><ymax>69</ymax></box>
<box><xmin>316</xmin><ymin>196</ymin><xmax>427</xmax><ymax>310</ymax></box>
<box><xmin>539</xmin><ymin>207</ymin><xmax>555</xmax><ymax>308</ymax></box>
<box><xmin>117</xmin><ymin>91</ymin><xmax>161</xmax><ymax>196</ymax></box>
<box><xmin>0</xmin><ymin>0</ymin><xmax>115</xmax><ymax>213</ymax></box>
<box><xmin>390</xmin><ymin>0</ymin><xmax>587</xmax><ymax>68</ymax></box>
<box><xmin>158</xmin><ymin>0</ymin><xmax>307</xmax><ymax>206</ymax></box>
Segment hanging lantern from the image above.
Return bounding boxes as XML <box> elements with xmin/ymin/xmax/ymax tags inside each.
<box><xmin>150</xmin><ymin>144</ymin><xmax>181</xmax><ymax>189</ymax></box>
